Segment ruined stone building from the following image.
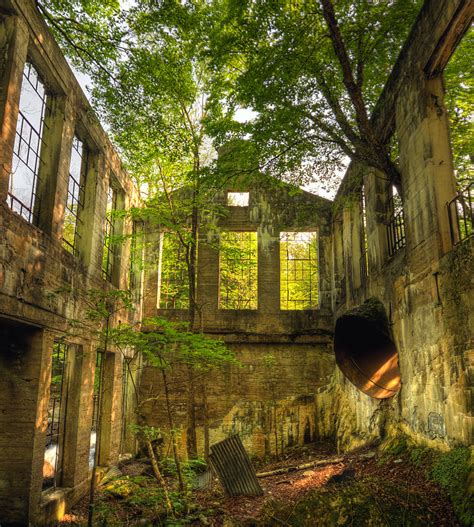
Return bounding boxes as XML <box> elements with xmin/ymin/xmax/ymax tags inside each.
<box><xmin>0</xmin><ymin>0</ymin><xmax>472</xmax><ymax>524</ymax></box>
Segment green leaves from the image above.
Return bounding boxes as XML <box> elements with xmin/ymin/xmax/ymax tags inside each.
<box><xmin>109</xmin><ymin>317</ymin><xmax>238</xmax><ymax>372</ymax></box>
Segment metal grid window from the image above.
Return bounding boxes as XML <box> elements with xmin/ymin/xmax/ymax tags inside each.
<box><xmin>280</xmin><ymin>232</ymin><xmax>319</xmax><ymax>310</ymax></box>
<box><xmin>387</xmin><ymin>185</ymin><xmax>406</xmax><ymax>257</ymax></box>
<box><xmin>360</xmin><ymin>187</ymin><xmax>369</xmax><ymax>280</ymax></box>
<box><xmin>89</xmin><ymin>350</ymin><xmax>103</xmax><ymax>470</ymax></box>
<box><xmin>157</xmin><ymin>232</ymin><xmax>189</xmax><ymax>309</ymax></box>
<box><xmin>43</xmin><ymin>342</ymin><xmax>68</xmax><ymax>490</ymax></box>
<box><xmin>102</xmin><ymin>185</ymin><xmax>117</xmax><ymax>281</ymax></box>
<box><xmin>8</xmin><ymin>62</ymin><xmax>48</xmax><ymax>223</ymax></box>
<box><xmin>448</xmin><ymin>182</ymin><xmax>473</xmax><ymax>245</ymax></box>
<box><xmin>219</xmin><ymin>231</ymin><xmax>258</xmax><ymax>310</ymax></box>
<box><xmin>129</xmin><ymin>221</ymin><xmax>144</xmax><ymax>294</ymax></box>
<box><xmin>63</xmin><ymin>137</ymin><xmax>87</xmax><ymax>253</ymax></box>
<box><xmin>120</xmin><ymin>358</ymin><xmax>131</xmax><ymax>453</ymax></box>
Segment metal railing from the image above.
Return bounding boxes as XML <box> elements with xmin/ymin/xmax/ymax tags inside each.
<box><xmin>448</xmin><ymin>182</ymin><xmax>473</xmax><ymax>245</ymax></box>
<box><xmin>387</xmin><ymin>210</ymin><xmax>406</xmax><ymax>256</ymax></box>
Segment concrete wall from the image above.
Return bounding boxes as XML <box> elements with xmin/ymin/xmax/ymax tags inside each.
<box><xmin>141</xmin><ymin>176</ymin><xmax>336</xmax><ymax>457</ymax></box>
<box><xmin>0</xmin><ymin>1</ymin><xmax>141</xmax><ymax>524</ymax></box>
<box><xmin>331</xmin><ymin>0</ymin><xmax>473</xmax><ymax>450</ymax></box>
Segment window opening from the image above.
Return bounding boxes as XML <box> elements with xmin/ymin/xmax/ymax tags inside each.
<box><xmin>89</xmin><ymin>350</ymin><xmax>103</xmax><ymax>469</ymax></box>
<box><xmin>157</xmin><ymin>232</ymin><xmax>190</xmax><ymax>309</ymax></box>
<box><xmin>448</xmin><ymin>182</ymin><xmax>473</xmax><ymax>244</ymax></box>
<box><xmin>63</xmin><ymin>137</ymin><xmax>87</xmax><ymax>253</ymax></box>
<box><xmin>387</xmin><ymin>185</ymin><xmax>406</xmax><ymax>256</ymax></box>
<box><xmin>43</xmin><ymin>342</ymin><xmax>68</xmax><ymax>490</ymax></box>
<box><xmin>219</xmin><ymin>231</ymin><xmax>258</xmax><ymax>309</ymax></box>
<box><xmin>8</xmin><ymin>62</ymin><xmax>48</xmax><ymax>223</ymax></box>
<box><xmin>280</xmin><ymin>232</ymin><xmax>319</xmax><ymax>310</ymax></box>
<box><xmin>444</xmin><ymin>27</ymin><xmax>473</xmax><ymax>191</ymax></box>
<box><xmin>120</xmin><ymin>358</ymin><xmax>131</xmax><ymax>453</ymax></box>
<box><xmin>227</xmin><ymin>192</ymin><xmax>249</xmax><ymax>206</ymax></box>
<box><xmin>102</xmin><ymin>184</ymin><xmax>117</xmax><ymax>281</ymax></box>
<box><xmin>360</xmin><ymin>187</ymin><xmax>369</xmax><ymax>280</ymax></box>
<box><xmin>129</xmin><ymin>221</ymin><xmax>144</xmax><ymax>294</ymax></box>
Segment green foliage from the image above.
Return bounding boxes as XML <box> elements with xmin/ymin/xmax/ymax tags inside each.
<box><xmin>109</xmin><ymin>317</ymin><xmax>238</xmax><ymax>372</ymax></box>
<box><xmin>219</xmin><ymin>231</ymin><xmax>258</xmax><ymax>309</ymax></box>
<box><xmin>431</xmin><ymin>447</ymin><xmax>473</xmax><ymax>526</ymax></box>
<box><xmin>280</xmin><ymin>232</ymin><xmax>318</xmax><ymax>310</ymax></box>
<box><xmin>208</xmin><ymin>0</ymin><xmax>423</xmax><ymax>189</ymax></box>
<box><xmin>261</xmin><ymin>475</ymin><xmax>446</xmax><ymax>526</ymax></box>
<box><xmin>129</xmin><ymin>424</ymin><xmax>163</xmax><ymax>443</ymax></box>
<box><xmin>444</xmin><ymin>28</ymin><xmax>474</xmax><ymax>189</ymax></box>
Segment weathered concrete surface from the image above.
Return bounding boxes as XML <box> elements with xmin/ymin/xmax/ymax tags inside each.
<box><xmin>140</xmin><ymin>168</ymin><xmax>337</xmax><ymax>457</ymax></box>
<box><xmin>331</xmin><ymin>0</ymin><xmax>473</xmax><ymax>451</ymax></box>
<box><xmin>140</xmin><ymin>341</ymin><xmax>335</xmax><ymax>458</ymax></box>
<box><xmin>0</xmin><ymin>2</ymin><xmax>141</xmax><ymax>524</ymax></box>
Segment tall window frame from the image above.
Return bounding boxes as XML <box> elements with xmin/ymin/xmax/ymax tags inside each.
<box><xmin>387</xmin><ymin>184</ymin><xmax>406</xmax><ymax>257</ymax></box>
<box><xmin>280</xmin><ymin>231</ymin><xmax>319</xmax><ymax>310</ymax></box>
<box><xmin>102</xmin><ymin>183</ymin><xmax>118</xmax><ymax>281</ymax></box>
<box><xmin>63</xmin><ymin>136</ymin><xmax>87</xmax><ymax>254</ymax></box>
<box><xmin>8</xmin><ymin>62</ymin><xmax>48</xmax><ymax>224</ymax></box>
<box><xmin>157</xmin><ymin>232</ymin><xmax>190</xmax><ymax>310</ymax></box>
<box><xmin>219</xmin><ymin>231</ymin><xmax>258</xmax><ymax>310</ymax></box>
<box><xmin>43</xmin><ymin>341</ymin><xmax>68</xmax><ymax>490</ymax></box>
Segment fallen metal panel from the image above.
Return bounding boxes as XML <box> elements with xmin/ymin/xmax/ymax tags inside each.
<box><xmin>208</xmin><ymin>435</ymin><xmax>263</xmax><ymax>497</ymax></box>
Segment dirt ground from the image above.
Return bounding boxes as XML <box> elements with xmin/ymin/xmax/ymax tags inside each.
<box><xmin>60</xmin><ymin>441</ymin><xmax>461</xmax><ymax>526</ymax></box>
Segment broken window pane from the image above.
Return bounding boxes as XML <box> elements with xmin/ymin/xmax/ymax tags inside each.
<box><xmin>63</xmin><ymin>137</ymin><xmax>87</xmax><ymax>254</ymax></box>
<box><xmin>157</xmin><ymin>232</ymin><xmax>190</xmax><ymax>309</ymax></box>
<box><xmin>219</xmin><ymin>231</ymin><xmax>258</xmax><ymax>310</ymax></box>
<box><xmin>280</xmin><ymin>232</ymin><xmax>318</xmax><ymax>310</ymax></box>
<box><xmin>227</xmin><ymin>192</ymin><xmax>249</xmax><ymax>207</ymax></box>
<box><xmin>8</xmin><ymin>63</ymin><xmax>48</xmax><ymax>223</ymax></box>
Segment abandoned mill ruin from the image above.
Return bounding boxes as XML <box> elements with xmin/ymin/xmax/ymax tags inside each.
<box><xmin>0</xmin><ymin>0</ymin><xmax>472</xmax><ymax>525</ymax></box>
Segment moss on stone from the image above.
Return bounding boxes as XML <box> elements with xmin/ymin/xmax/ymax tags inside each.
<box><xmin>431</xmin><ymin>447</ymin><xmax>473</xmax><ymax>526</ymax></box>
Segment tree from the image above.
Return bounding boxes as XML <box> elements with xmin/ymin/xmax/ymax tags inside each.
<box><xmin>207</xmin><ymin>0</ymin><xmax>423</xmax><ymax>192</ymax></box>
<box><xmin>40</xmin><ymin>0</ymin><xmax>241</xmax><ymax>458</ymax></box>
<box><xmin>444</xmin><ymin>28</ymin><xmax>474</xmax><ymax>190</ymax></box>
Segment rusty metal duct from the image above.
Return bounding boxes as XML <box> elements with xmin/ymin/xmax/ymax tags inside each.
<box><xmin>334</xmin><ymin>299</ymin><xmax>401</xmax><ymax>399</ymax></box>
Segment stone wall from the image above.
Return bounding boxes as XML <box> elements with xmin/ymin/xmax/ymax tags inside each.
<box><xmin>331</xmin><ymin>0</ymin><xmax>473</xmax><ymax>451</ymax></box>
<box><xmin>141</xmin><ymin>173</ymin><xmax>337</xmax><ymax>457</ymax></box>
<box><xmin>0</xmin><ymin>1</ymin><xmax>141</xmax><ymax>524</ymax></box>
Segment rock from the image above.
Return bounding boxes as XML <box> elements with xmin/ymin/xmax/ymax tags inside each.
<box><xmin>393</xmin><ymin>458</ymin><xmax>403</xmax><ymax>464</ymax></box>
<box><xmin>327</xmin><ymin>468</ymin><xmax>356</xmax><ymax>484</ymax></box>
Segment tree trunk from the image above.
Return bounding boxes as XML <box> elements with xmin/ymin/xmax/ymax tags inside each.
<box><xmin>145</xmin><ymin>439</ymin><xmax>174</xmax><ymax>515</ymax></box>
<box><xmin>161</xmin><ymin>368</ymin><xmax>185</xmax><ymax>492</ymax></box>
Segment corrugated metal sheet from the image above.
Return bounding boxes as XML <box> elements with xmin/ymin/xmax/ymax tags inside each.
<box><xmin>208</xmin><ymin>435</ymin><xmax>263</xmax><ymax>497</ymax></box>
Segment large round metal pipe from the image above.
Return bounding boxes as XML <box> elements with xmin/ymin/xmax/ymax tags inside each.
<box><xmin>334</xmin><ymin>299</ymin><xmax>401</xmax><ymax>399</ymax></box>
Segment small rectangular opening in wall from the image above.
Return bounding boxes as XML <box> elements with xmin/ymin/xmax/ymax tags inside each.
<box><xmin>280</xmin><ymin>232</ymin><xmax>319</xmax><ymax>310</ymax></box>
<box><xmin>7</xmin><ymin>62</ymin><xmax>48</xmax><ymax>224</ymax></box>
<box><xmin>387</xmin><ymin>185</ymin><xmax>406</xmax><ymax>256</ymax></box>
<box><xmin>43</xmin><ymin>342</ymin><xmax>68</xmax><ymax>490</ymax></box>
<box><xmin>227</xmin><ymin>192</ymin><xmax>249</xmax><ymax>207</ymax></box>
<box><xmin>219</xmin><ymin>231</ymin><xmax>258</xmax><ymax>309</ymax></box>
